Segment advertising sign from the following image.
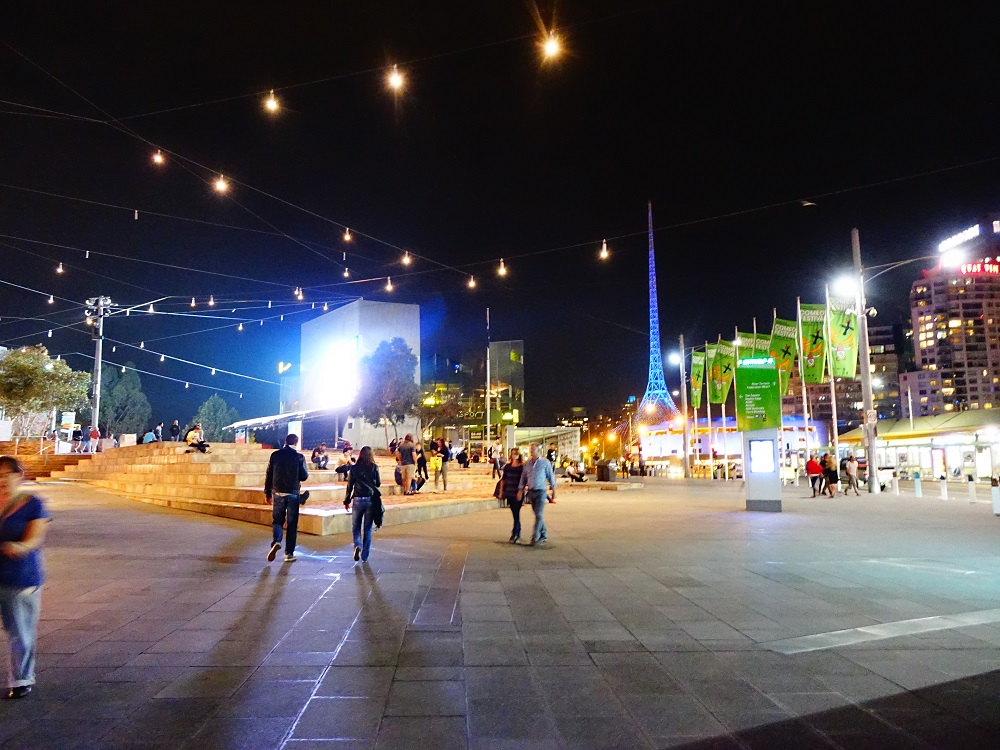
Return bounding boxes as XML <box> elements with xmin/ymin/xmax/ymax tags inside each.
<box><xmin>798</xmin><ymin>303</ymin><xmax>827</xmax><ymax>384</ymax></box>
<box><xmin>735</xmin><ymin>357</ymin><xmax>782</xmax><ymax>432</ymax></box>
<box><xmin>827</xmin><ymin>297</ymin><xmax>859</xmax><ymax>379</ymax></box>
<box><xmin>708</xmin><ymin>340</ymin><xmax>736</xmax><ymax>405</ymax></box>
<box><xmin>768</xmin><ymin>319</ymin><xmax>797</xmax><ymax>396</ymax></box>
<box><xmin>690</xmin><ymin>352</ymin><xmax>705</xmax><ymax>410</ymax></box>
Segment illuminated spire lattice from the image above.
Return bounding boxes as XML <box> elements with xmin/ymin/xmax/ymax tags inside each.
<box><xmin>638</xmin><ymin>202</ymin><xmax>679</xmax><ymax>422</ymax></box>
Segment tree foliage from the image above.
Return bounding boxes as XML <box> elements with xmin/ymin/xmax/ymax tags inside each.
<box><xmin>414</xmin><ymin>395</ymin><xmax>462</xmax><ymax>435</ymax></box>
<box><xmin>355</xmin><ymin>338</ymin><xmax>421</xmax><ymax>444</ymax></box>
<box><xmin>192</xmin><ymin>394</ymin><xmax>239</xmax><ymax>442</ymax></box>
<box><xmin>0</xmin><ymin>346</ymin><xmax>90</xmax><ymax>437</ymax></box>
<box><xmin>99</xmin><ymin>363</ymin><xmax>152</xmax><ymax>437</ymax></box>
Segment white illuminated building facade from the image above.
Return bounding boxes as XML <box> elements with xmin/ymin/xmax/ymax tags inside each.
<box><xmin>904</xmin><ymin>220</ymin><xmax>1000</xmax><ymax>415</ymax></box>
<box><xmin>299</xmin><ymin>299</ymin><xmax>421</xmax><ymax>448</ymax></box>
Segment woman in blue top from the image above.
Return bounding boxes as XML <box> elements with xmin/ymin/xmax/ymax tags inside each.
<box><xmin>0</xmin><ymin>456</ymin><xmax>51</xmax><ymax>699</ymax></box>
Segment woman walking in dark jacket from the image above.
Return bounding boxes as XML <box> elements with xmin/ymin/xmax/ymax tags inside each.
<box><xmin>499</xmin><ymin>448</ymin><xmax>524</xmax><ymax>543</ymax></box>
<box><xmin>345</xmin><ymin>447</ymin><xmax>381</xmax><ymax>563</ymax></box>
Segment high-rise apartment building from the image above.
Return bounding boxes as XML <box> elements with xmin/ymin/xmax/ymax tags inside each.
<box><xmin>904</xmin><ymin>220</ymin><xmax>1000</xmax><ymax>415</ymax></box>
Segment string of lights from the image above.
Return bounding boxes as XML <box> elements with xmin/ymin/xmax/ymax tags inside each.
<box><xmin>103</xmin><ymin>338</ymin><xmax>279</xmax><ymax>385</ymax></box>
<box><xmin>62</xmin><ymin>352</ymin><xmax>248</xmax><ymax>397</ymax></box>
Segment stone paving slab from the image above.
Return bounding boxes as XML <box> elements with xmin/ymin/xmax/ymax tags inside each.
<box><xmin>2</xmin><ymin>479</ymin><xmax>1000</xmax><ymax>748</ymax></box>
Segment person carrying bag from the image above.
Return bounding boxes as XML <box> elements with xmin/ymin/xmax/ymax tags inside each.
<box><xmin>344</xmin><ymin>447</ymin><xmax>382</xmax><ymax>563</ymax></box>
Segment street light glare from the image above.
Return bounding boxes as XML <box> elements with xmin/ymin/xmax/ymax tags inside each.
<box><xmin>542</xmin><ymin>33</ymin><xmax>561</xmax><ymax>59</ymax></box>
<box><xmin>667</xmin><ymin>351</ymin><xmax>681</xmax><ymax>365</ymax></box>
<box><xmin>832</xmin><ymin>276</ymin><xmax>858</xmax><ymax>298</ymax></box>
<box><xmin>387</xmin><ymin>64</ymin><xmax>404</xmax><ymax>92</ymax></box>
<box><xmin>940</xmin><ymin>249</ymin><xmax>965</xmax><ymax>268</ymax></box>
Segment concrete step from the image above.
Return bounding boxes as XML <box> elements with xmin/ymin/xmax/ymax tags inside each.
<box><xmin>87</xmin><ymin>485</ymin><xmax>501</xmax><ymax>536</ymax></box>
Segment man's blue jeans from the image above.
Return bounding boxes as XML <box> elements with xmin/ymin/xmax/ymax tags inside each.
<box><xmin>272</xmin><ymin>492</ymin><xmax>301</xmax><ymax>555</ymax></box>
<box><xmin>527</xmin><ymin>489</ymin><xmax>548</xmax><ymax>542</ymax></box>
<box><xmin>0</xmin><ymin>585</ymin><xmax>42</xmax><ymax>687</ymax></box>
<box><xmin>352</xmin><ymin>497</ymin><xmax>374</xmax><ymax>561</ymax></box>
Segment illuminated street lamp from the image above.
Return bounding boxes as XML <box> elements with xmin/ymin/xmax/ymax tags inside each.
<box><xmin>668</xmin><ymin>338</ymin><xmax>691</xmax><ymax>478</ymax></box>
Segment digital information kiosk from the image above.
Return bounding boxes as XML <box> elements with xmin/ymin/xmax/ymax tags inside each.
<box><xmin>736</xmin><ymin>357</ymin><xmax>783</xmax><ymax>512</ymax></box>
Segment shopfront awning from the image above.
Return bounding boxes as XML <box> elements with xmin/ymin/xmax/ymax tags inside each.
<box><xmin>840</xmin><ymin>410</ymin><xmax>1000</xmax><ymax>443</ymax></box>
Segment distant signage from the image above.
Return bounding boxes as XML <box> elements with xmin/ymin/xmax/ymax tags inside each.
<box><xmin>960</xmin><ymin>262</ymin><xmax>1000</xmax><ymax>275</ymax></box>
<box><xmin>939</xmin><ymin>224</ymin><xmax>980</xmax><ymax>252</ymax></box>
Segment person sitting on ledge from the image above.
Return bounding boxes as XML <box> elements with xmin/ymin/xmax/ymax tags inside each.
<box><xmin>565</xmin><ymin>463</ymin><xmax>587</xmax><ymax>482</ymax></box>
<box><xmin>184</xmin><ymin>423</ymin><xmax>210</xmax><ymax>454</ymax></box>
<box><xmin>311</xmin><ymin>444</ymin><xmax>329</xmax><ymax>470</ymax></box>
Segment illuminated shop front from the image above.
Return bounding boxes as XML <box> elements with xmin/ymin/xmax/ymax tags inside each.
<box><xmin>840</xmin><ymin>411</ymin><xmax>1000</xmax><ymax>481</ymax></box>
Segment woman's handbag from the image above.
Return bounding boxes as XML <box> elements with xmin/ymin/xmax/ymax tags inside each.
<box><xmin>431</xmin><ymin>454</ymin><xmax>443</xmax><ymax>472</ymax></box>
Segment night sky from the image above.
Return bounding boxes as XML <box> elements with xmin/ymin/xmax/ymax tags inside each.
<box><xmin>3</xmin><ymin>1</ymin><xmax>1000</xmax><ymax>426</ymax></box>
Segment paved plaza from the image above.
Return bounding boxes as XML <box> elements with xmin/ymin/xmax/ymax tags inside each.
<box><xmin>2</xmin><ymin>479</ymin><xmax>1000</xmax><ymax>749</ymax></box>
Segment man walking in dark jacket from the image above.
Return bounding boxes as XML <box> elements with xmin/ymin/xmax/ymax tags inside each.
<box><xmin>265</xmin><ymin>434</ymin><xmax>309</xmax><ymax>562</ymax></box>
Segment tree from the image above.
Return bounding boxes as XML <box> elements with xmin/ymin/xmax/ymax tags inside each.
<box><xmin>355</xmin><ymin>338</ymin><xmax>421</xmax><ymax>445</ymax></box>
<box><xmin>99</xmin><ymin>363</ymin><xmax>152</xmax><ymax>437</ymax></box>
<box><xmin>0</xmin><ymin>346</ymin><xmax>90</xmax><ymax>438</ymax></box>
<box><xmin>192</xmin><ymin>394</ymin><xmax>239</xmax><ymax>442</ymax></box>
<box><xmin>414</xmin><ymin>395</ymin><xmax>462</xmax><ymax>437</ymax></box>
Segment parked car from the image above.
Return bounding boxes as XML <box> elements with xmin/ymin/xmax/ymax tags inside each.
<box><xmin>858</xmin><ymin>460</ymin><xmax>894</xmax><ymax>491</ymax></box>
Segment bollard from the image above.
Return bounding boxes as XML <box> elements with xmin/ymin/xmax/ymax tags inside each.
<box><xmin>992</xmin><ymin>481</ymin><xmax>1000</xmax><ymax>516</ymax></box>
<box><xmin>940</xmin><ymin>480</ymin><xmax>948</xmax><ymax>501</ymax></box>
<box><xmin>968</xmin><ymin>477</ymin><xmax>977</xmax><ymax>504</ymax></box>
<box><xmin>892</xmin><ymin>476</ymin><xmax>900</xmax><ymax>496</ymax></box>
<box><xmin>914</xmin><ymin>472</ymin><xmax>922</xmax><ymax>497</ymax></box>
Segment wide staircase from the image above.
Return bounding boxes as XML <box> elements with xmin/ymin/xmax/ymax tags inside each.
<box><xmin>37</xmin><ymin>443</ymin><xmax>512</xmax><ymax>536</ymax></box>
<box><xmin>0</xmin><ymin>441</ymin><xmax>93</xmax><ymax>480</ymax></box>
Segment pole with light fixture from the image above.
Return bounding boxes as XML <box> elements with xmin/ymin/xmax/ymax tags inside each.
<box><xmin>85</xmin><ymin>295</ymin><xmax>113</xmax><ymax>435</ymax></box>
<box><xmin>669</xmin><ymin>337</ymin><xmax>691</xmax><ymax>478</ymax></box>
<box><xmin>851</xmin><ymin>228</ymin><xmax>880</xmax><ymax>494</ymax></box>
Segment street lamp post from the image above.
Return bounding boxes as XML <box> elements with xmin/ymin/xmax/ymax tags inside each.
<box><xmin>671</xmin><ymin>338</ymin><xmax>691</xmax><ymax>478</ymax></box>
<box><xmin>851</xmin><ymin>229</ymin><xmax>880</xmax><ymax>494</ymax></box>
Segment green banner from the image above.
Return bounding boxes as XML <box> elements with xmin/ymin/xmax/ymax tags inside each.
<box><xmin>705</xmin><ymin>343</ymin><xmax>717</xmax><ymax>398</ymax></box>
<box><xmin>735</xmin><ymin>357</ymin><xmax>782</xmax><ymax>432</ymax></box>
<box><xmin>708</xmin><ymin>339</ymin><xmax>736</xmax><ymax>404</ymax></box>
<box><xmin>735</xmin><ymin>332</ymin><xmax>755</xmax><ymax>360</ymax></box>
<box><xmin>768</xmin><ymin>318</ymin><xmax>797</xmax><ymax>396</ymax></box>
<box><xmin>753</xmin><ymin>333</ymin><xmax>772</xmax><ymax>358</ymax></box>
<box><xmin>798</xmin><ymin>303</ymin><xmax>827</xmax><ymax>384</ymax></box>
<box><xmin>690</xmin><ymin>352</ymin><xmax>705</xmax><ymax>410</ymax></box>
<box><xmin>827</xmin><ymin>297</ymin><xmax>859</xmax><ymax>379</ymax></box>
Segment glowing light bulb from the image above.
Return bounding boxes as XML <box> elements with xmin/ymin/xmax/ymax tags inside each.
<box><xmin>111</xmin><ymin>346</ymin><xmax>116</xmax><ymax>352</ymax></box>
<box><xmin>237</xmin><ymin>323</ymin><xmax>244</xmax><ymax>331</ymax></box>
<box><xmin>387</xmin><ymin>64</ymin><xmax>404</xmax><ymax>91</ymax></box>
<box><xmin>214</xmin><ymin>175</ymin><xmax>229</xmax><ymax>192</ymax></box>
<box><xmin>343</xmin><ymin>268</ymin><xmax>350</xmax><ymax>278</ymax></box>
<box><xmin>140</xmin><ymin>341</ymin><xmax>145</xmax><ymax>349</ymax></box>
<box><xmin>121</xmin><ymin>366</ymin><xmax>126</xmax><ymax>373</ymax></box>
<box><xmin>152</xmin><ymin>150</ymin><xmax>165</xmax><ymax>165</ymax></box>
<box><xmin>385</xmin><ymin>276</ymin><xmax>393</xmax><ymax>291</ymax></box>
<box><xmin>208</xmin><ymin>295</ymin><xmax>215</xmax><ymax>306</ymax></box>
<box><xmin>402</xmin><ymin>251</ymin><xmax>412</xmax><ymax>265</ymax></box>
<box><xmin>190</xmin><ymin>297</ymin><xmax>196</xmax><ymax>308</ymax></box>
<box><xmin>160</xmin><ymin>354</ymin><xmax>165</xmax><ymax>362</ymax></box>
<box><xmin>323</xmin><ymin>302</ymin><xmax>329</xmax><ymax>311</ymax></box>
<box><xmin>211</xmin><ymin>368</ymin><xmax>216</xmax><ymax>375</ymax></box>
<box><xmin>56</xmin><ymin>262</ymin><xmax>64</xmax><ymax>274</ymax></box>
<box><xmin>543</xmin><ymin>33</ymin><xmax>561</xmax><ymax>59</ymax></box>
<box><xmin>85</xmin><ymin>316</ymin><xmax>93</xmax><ymax>326</ymax></box>
<box><xmin>498</xmin><ymin>258</ymin><xmax>507</xmax><ymax>276</ymax></box>
<box><xmin>47</xmin><ymin>330</ymin><xmax>52</xmax><ymax>338</ymax></box>
<box><xmin>147</xmin><ymin>304</ymin><xmax>154</xmax><ymax>313</ymax></box>
<box><xmin>260</xmin><ymin>319</ymin><xmax>263</xmax><ymax>326</ymax></box>
<box><xmin>185</xmin><ymin>382</ymin><xmax>189</xmax><ymax>389</ymax></box>
<box><xmin>468</xmin><ymin>276</ymin><xmax>477</xmax><ymax>289</ymax></box>
<box><xmin>343</xmin><ymin>228</ymin><xmax>352</xmax><ymax>242</ymax></box>
<box><xmin>264</xmin><ymin>89</ymin><xmax>279</xmax><ymax>113</ymax></box>
<box><xmin>599</xmin><ymin>239</ymin><xmax>609</xmax><ymax>260</ymax></box>
<box><xmin>48</xmin><ymin>295</ymin><xmax>54</xmax><ymax>304</ymax></box>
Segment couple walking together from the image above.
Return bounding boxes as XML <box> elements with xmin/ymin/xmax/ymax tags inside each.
<box><xmin>498</xmin><ymin>443</ymin><xmax>556</xmax><ymax>545</ymax></box>
<box><xmin>265</xmin><ymin>436</ymin><xmax>382</xmax><ymax>564</ymax></box>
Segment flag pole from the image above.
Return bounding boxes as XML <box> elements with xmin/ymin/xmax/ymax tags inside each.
<box><xmin>721</xmin><ymin>335</ymin><xmax>730</xmax><ymax>482</ymax></box>
<box><xmin>824</xmin><ymin>285</ymin><xmax>841</xmax><ymax>464</ymax></box>
<box><xmin>796</xmin><ymin>297</ymin><xmax>812</xmax><ymax>463</ymax></box>
<box><xmin>705</xmin><ymin>340</ymin><xmax>714</xmax><ymax>479</ymax></box>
